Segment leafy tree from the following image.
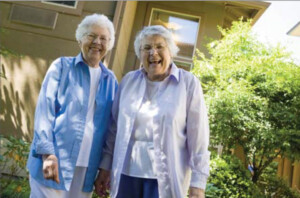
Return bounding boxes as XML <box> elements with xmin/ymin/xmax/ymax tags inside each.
<box><xmin>192</xmin><ymin>19</ymin><xmax>300</xmax><ymax>183</ymax></box>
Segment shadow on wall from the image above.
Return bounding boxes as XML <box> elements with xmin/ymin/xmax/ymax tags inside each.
<box><xmin>0</xmin><ymin>27</ymin><xmax>79</xmax><ymax>141</ymax></box>
<box><xmin>1</xmin><ymin>62</ymin><xmax>31</xmax><ymax>142</ymax></box>
<box><xmin>0</xmin><ymin>56</ymin><xmax>52</xmax><ymax>142</ymax></box>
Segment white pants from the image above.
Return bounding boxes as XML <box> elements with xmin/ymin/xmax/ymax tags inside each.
<box><xmin>30</xmin><ymin>167</ymin><xmax>93</xmax><ymax>198</ymax></box>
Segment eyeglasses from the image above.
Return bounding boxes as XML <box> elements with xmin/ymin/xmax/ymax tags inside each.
<box><xmin>85</xmin><ymin>33</ymin><xmax>110</xmax><ymax>44</ymax></box>
<box><xmin>140</xmin><ymin>44</ymin><xmax>166</xmax><ymax>53</ymax></box>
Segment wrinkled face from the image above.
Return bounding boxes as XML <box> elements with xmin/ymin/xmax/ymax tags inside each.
<box><xmin>140</xmin><ymin>35</ymin><xmax>172</xmax><ymax>81</ymax></box>
<box><xmin>79</xmin><ymin>25</ymin><xmax>110</xmax><ymax>67</ymax></box>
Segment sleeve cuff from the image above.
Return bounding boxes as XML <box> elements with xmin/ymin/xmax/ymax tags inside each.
<box><xmin>189</xmin><ymin>151</ymin><xmax>211</xmax><ymax>190</ymax></box>
<box><xmin>99</xmin><ymin>154</ymin><xmax>113</xmax><ymax>171</ymax></box>
<box><xmin>190</xmin><ymin>172</ymin><xmax>208</xmax><ymax>190</ymax></box>
<box><xmin>34</xmin><ymin>141</ymin><xmax>55</xmax><ymax>157</ymax></box>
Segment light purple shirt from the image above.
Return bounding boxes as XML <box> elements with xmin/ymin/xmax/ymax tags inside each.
<box><xmin>100</xmin><ymin>63</ymin><xmax>210</xmax><ymax>198</ymax></box>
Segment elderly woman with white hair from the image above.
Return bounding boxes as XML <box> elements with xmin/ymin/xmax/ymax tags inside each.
<box><xmin>27</xmin><ymin>13</ymin><xmax>117</xmax><ymax>198</ymax></box>
<box><xmin>96</xmin><ymin>25</ymin><xmax>210</xmax><ymax>198</ymax></box>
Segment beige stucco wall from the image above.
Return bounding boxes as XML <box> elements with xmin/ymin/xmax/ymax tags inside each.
<box><xmin>0</xmin><ymin>1</ymin><xmax>117</xmax><ymax>139</ymax></box>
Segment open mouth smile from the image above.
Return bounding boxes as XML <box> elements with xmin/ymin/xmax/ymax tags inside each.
<box><xmin>149</xmin><ymin>60</ymin><xmax>162</xmax><ymax>65</ymax></box>
<box><xmin>89</xmin><ymin>46</ymin><xmax>102</xmax><ymax>52</ymax></box>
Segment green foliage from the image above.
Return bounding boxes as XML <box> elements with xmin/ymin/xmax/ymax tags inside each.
<box><xmin>1</xmin><ymin>177</ymin><xmax>30</xmax><ymax>198</ymax></box>
<box><xmin>206</xmin><ymin>154</ymin><xmax>262</xmax><ymax>198</ymax></box>
<box><xmin>258</xmin><ymin>162</ymin><xmax>300</xmax><ymax>198</ymax></box>
<box><xmin>206</xmin><ymin>154</ymin><xmax>300</xmax><ymax>198</ymax></box>
<box><xmin>0</xmin><ymin>135</ymin><xmax>30</xmax><ymax>198</ymax></box>
<box><xmin>192</xmin><ymin>19</ymin><xmax>300</xmax><ymax>183</ymax></box>
<box><xmin>92</xmin><ymin>191</ymin><xmax>110</xmax><ymax>198</ymax></box>
<box><xmin>0</xmin><ymin>135</ymin><xmax>30</xmax><ymax>171</ymax></box>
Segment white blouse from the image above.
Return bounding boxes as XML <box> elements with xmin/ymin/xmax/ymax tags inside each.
<box><xmin>76</xmin><ymin>66</ymin><xmax>101</xmax><ymax>167</ymax></box>
<box><xmin>122</xmin><ymin>80</ymin><xmax>163</xmax><ymax>178</ymax></box>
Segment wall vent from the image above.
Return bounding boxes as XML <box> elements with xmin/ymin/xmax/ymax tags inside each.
<box><xmin>9</xmin><ymin>4</ymin><xmax>58</xmax><ymax>29</ymax></box>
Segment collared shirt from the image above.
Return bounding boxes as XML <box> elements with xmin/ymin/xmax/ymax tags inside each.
<box><xmin>27</xmin><ymin>53</ymin><xmax>118</xmax><ymax>192</ymax></box>
<box><xmin>101</xmin><ymin>63</ymin><xmax>210</xmax><ymax>198</ymax></box>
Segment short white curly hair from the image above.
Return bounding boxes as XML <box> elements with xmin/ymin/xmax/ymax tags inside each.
<box><xmin>134</xmin><ymin>25</ymin><xmax>179</xmax><ymax>59</ymax></box>
<box><xmin>75</xmin><ymin>13</ymin><xmax>115</xmax><ymax>50</ymax></box>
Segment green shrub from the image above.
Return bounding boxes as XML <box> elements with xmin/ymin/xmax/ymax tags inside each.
<box><xmin>0</xmin><ymin>135</ymin><xmax>30</xmax><ymax>198</ymax></box>
<box><xmin>257</xmin><ymin>162</ymin><xmax>300</xmax><ymax>198</ymax></box>
<box><xmin>0</xmin><ymin>177</ymin><xmax>30</xmax><ymax>198</ymax></box>
<box><xmin>205</xmin><ymin>154</ymin><xmax>300</xmax><ymax>198</ymax></box>
<box><xmin>206</xmin><ymin>154</ymin><xmax>263</xmax><ymax>198</ymax></box>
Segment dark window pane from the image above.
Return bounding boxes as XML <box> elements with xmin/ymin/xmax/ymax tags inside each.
<box><xmin>46</xmin><ymin>1</ymin><xmax>76</xmax><ymax>7</ymax></box>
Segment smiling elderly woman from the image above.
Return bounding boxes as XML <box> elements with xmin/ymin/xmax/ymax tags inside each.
<box><xmin>96</xmin><ymin>25</ymin><xmax>210</xmax><ymax>198</ymax></box>
<box><xmin>27</xmin><ymin>14</ymin><xmax>117</xmax><ymax>198</ymax></box>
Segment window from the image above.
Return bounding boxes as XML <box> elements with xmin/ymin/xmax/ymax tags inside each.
<box><xmin>42</xmin><ymin>1</ymin><xmax>77</xmax><ymax>9</ymax></box>
<box><xmin>149</xmin><ymin>8</ymin><xmax>200</xmax><ymax>70</ymax></box>
<box><xmin>13</xmin><ymin>1</ymin><xmax>84</xmax><ymax>15</ymax></box>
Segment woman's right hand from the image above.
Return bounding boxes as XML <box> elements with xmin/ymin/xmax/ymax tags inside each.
<box><xmin>42</xmin><ymin>154</ymin><xmax>60</xmax><ymax>184</ymax></box>
<box><xmin>94</xmin><ymin>169</ymin><xmax>110</xmax><ymax>197</ymax></box>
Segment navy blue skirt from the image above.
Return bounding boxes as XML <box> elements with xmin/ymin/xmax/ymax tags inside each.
<box><xmin>116</xmin><ymin>174</ymin><xmax>159</xmax><ymax>198</ymax></box>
